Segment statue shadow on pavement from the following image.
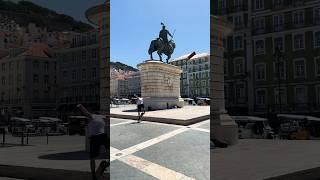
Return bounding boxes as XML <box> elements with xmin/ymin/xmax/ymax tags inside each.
<box><xmin>38</xmin><ymin>151</ymin><xmax>107</xmax><ymax>160</ymax></box>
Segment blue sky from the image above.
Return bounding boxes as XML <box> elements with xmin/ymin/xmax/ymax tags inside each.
<box><xmin>111</xmin><ymin>0</ymin><xmax>210</xmax><ymax>68</ymax></box>
<box><xmin>8</xmin><ymin>0</ymin><xmax>102</xmax><ymax>23</ymax></box>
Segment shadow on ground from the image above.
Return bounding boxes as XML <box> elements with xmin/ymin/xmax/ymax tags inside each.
<box><xmin>122</xmin><ymin>109</ymin><xmax>138</xmax><ymax>112</ymax></box>
<box><xmin>38</xmin><ymin>151</ymin><xmax>107</xmax><ymax>160</ymax></box>
<box><xmin>0</xmin><ymin>143</ymin><xmax>33</xmax><ymax>148</ymax></box>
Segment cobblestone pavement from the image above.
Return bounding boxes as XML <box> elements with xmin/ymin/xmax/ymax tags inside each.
<box><xmin>110</xmin><ymin>118</ymin><xmax>210</xmax><ymax>180</ymax></box>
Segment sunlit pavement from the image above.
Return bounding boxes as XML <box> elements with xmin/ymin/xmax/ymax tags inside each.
<box><xmin>110</xmin><ymin>118</ymin><xmax>210</xmax><ymax>180</ymax></box>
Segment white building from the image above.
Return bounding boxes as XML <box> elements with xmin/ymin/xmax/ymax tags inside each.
<box><xmin>170</xmin><ymin>53</ymin><xmax>210</xmax><ymax>98</ymax></box>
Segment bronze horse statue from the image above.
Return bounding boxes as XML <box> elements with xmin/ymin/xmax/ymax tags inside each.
<box><xmin>148</xmin><ymin>38</ymin><xmax>175</xmax><ymax>63</ymax></box>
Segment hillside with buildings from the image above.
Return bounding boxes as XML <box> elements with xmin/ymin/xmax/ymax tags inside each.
<box><xmin>110</xmin><ymin>61</ymin><xmax>138</xmax><ymax>72</ymax></box>
<box><xmin>0</xmin><ymin>1</ymin><xmax>108</xmax><ymax>121</ymax></box>
<box><xmin>0</xmin><ymin>0</ymin><xmax>93</xmax><ymax>32</ymax></box>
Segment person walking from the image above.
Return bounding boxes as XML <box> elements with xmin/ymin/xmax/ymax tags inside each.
<box><xmin>135</xmin><ymin>95</ymin><xmax>145</xmax><ymax>123</ymax></box>
<box><xmin>77</xmin><ymin>104</ymin><xmax>109</xmax><ymax>180</ymax></box>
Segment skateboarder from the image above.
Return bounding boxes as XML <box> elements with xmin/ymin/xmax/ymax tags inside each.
<box><xmin>135</xmin><ymin>95</ymin><xmax>145</xmax><ymax>123</ymax></box>
<box><xmin>77</xmin><ymin>104</ymin><xmax>109</xmax><ymax>180</ymax></box>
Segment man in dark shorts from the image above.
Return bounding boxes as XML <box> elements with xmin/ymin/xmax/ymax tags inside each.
<box><xmin>77</xmin><ymin>104</ymin><xmax>109</xmax><ymax>180</ymax></box>
<box><xmin>135</xmin><ymin>95</ymin><xmax>145</xmax><ymax>123</ymax></box>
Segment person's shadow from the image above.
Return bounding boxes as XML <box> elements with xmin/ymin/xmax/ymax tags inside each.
<box><xmin>38</xmin><ymin>151</ymin><xmax>107</xmax><ymax>160</ymax></box>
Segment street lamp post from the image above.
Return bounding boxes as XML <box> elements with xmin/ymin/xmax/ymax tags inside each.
<box><xmin>274</xmin><ymin>47</ymin><xmax>284</xmax><ymax>114</ymax></box>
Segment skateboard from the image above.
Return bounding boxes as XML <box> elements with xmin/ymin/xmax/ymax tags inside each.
<box><xmin>96</xmin><ymin>160</ymin><xmax>109</xmax><ymax>180</ymax></box>
<box><xmin>138</xmin><ymin>111</ymin><xmax>145</xmax><ymax>123</ymax></box>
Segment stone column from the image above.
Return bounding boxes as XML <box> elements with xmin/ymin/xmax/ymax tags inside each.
<box><xmin>138</xmin><ymin>61</ymin><xmax>184</xmax><ymax>110</ymax></box>
<box><xmin>211</xmin><ymin>16</ymin><xmax>238</xmax><ymax>145</ymax></box>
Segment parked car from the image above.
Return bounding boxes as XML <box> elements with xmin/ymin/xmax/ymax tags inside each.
<box><xmin>277</xmin><ymin>114</ymin><xmax>320</xmax><ymax>140</ymax></box>
<box><xmin>233</xmin><ymin>116</ymin><xmax>274</xmax><ymax>139</ymax></box>
<box><xmin>9</xmin><ymin>117</ymin><xmax>33</xmax><ymax>135</ymax></box>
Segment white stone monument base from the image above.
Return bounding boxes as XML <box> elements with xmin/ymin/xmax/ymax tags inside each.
<box><xmin>212</xmin><ymin>113</ymin><xmax>238</xmax><ymax>145</ymax></box>
<box><xmin>138</xmin><ymin>60</ymin><xmax>184</xmax><ymax>111</ymax></box>
<box><xmin>144</xmin><ymin>97</ymin><xmax>184</xmax><ymax>111</ymax></box>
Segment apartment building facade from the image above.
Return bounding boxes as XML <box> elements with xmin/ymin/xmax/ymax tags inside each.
<box><xmin>86</xmin><ymin>1</ymin><xmax>109</xmax><ymax>114</ymax></box>
<box><xmin>0</xmin><ymin>44</ymin><xmax>57</xmax><ymax>120</ymax></box>
<box><xmin>170</xmin><ymin>53</ymin><xmax>210</xmax><ymax>98</ymax></box>
<box><xmin>213</xmin><ymin>0</ymin><xmax>320</xmax><ymax>116</ymax></box>
<box><xmin>56</xmin><ymin>30</ymin><xmax>100</xmax><ymax>118</ymax></box>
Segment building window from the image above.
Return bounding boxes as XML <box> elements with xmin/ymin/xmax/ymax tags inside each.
<box><xmin>315</xmin><ymin>57</ymin><xmax>320</xmax><ymax>77</ymax></box>
<box><xmin>44</xmin><ymin>62</ymin><xmax>49</xmax><ymax>72</ymax></box>
<box><xmin>17</xmin><ymin>74</ymin><xmax>21</xmax><ymax>82</ymax></box>
<box><xmin>273</xmin><ymin>61</ymin><xmax>286</xmax><ymax>80</ymax></box>
<box><xmin>72</xmin><ymin>70</ymin><xmax>76</xmax><ymax>80</ymax></box>
<box><xmin>273</xmin><ymin>0</ymin><xmax>283</xmax><ymax>7</ymax></box>
<box><xmin>255</xmin><ymin>63</ymin><xmax>266</xmax><ymax>81</ymax></box>
<box><xmin>255</xmin><ymin>0</ymin><xmax>264</xmax><ymax>10</ymax></box>
<box><xmin>274</xmin><ymin>37</ymin><xmax>284</xmax><ymax>52</ymax></box>
<box><xmin>44</xmin><ymin>75</ymin><xmax>49</xmax><ymax>85</ymax></box>
<box><xmin>273</xmin><ymin>15</ymin><xmax>284</xmax><ymax>32</ymax></box>
<box><xmin>293</xmin><ymin>34</ymin><xmax>304</xmax><ymax>50</ymax></box>
<box><xmin>234</xmin><ymin>36</ymin><xmax>243</xmax><ymax>50</ymax></box>
<box><xmin>255</xmin><ymin>40</ymin><xmax>265</xmax><ymax>55</ymax></box>
<box><xmin>274</xmin><ymin>88</ymin><xmax>287</xmax><ymax>105</ymax></box>
<box><xmin>235</xmin><ymin>83</ymin><xmax>245</xmax><ymax>103</ymax></box>
<box><xmin>294</xmin><ymin>59</ymin><xmax>306</xmax><ymax>78</ymax></box>
<box><xmin>92</xmin><ymin>49</ymin><xmax>97</xmax><ymax>58</ymax></box>
<box><xmin>254</xmin><ymin>17</ymin><xmax>265</xmax><ymax>33</ymax></box>
<box><xmin>1</xmin><ymin>63</ymin><xmax>5</xmax><ymax>72</ymax></box>
<box><xmin>316</xmin><ymin>86</ymin><xmax>320</xmax><ymax>105</ymax></box>
<box><xmin>256</xmin><ymin>89</ymin><xmax>267</xmax><ymax>105</ymax></box>
<box><xmin>293</xmin><ymin>10</ymin><xmax>304</xmax><ymax>27</ymax></box>
<box><xmin>314</xmin><ymin>31</ymin><xmax>320</xmax><ymax>48</ymax></box>
<box><xmin>33</xmin><ymin>90</ymin><xmax>39</xmax><ymax>100</ymax></box>
<box><xmin>295</xmin><ymin>86</ymin><xmax>307</xmax><ymax>104</ymax></box>
<box><xmin>1</xmin><ymin>76</ymin><xmax>5</xmax><ymax>85</ymax></box>
<box><xmin>234</xmin><ymin>58</ymin><xmax>244</xmax><ymax>75</ymax></box>
<box><xmin>82</xmin><ymin>69</ymin><xmax>86</xmax><ymax>80</ymax></box>
<box><xmin>234</xmin><ymin>15</ymin><xmax>242</xmax><ymax>29</ymax></box>
<box><xmin>234</xmin><ymin>0</ymin><xmax>242</xmax><ymax>9</ymax></box>
<box><xmin>218</xmin><ymin>0</ymin><xmax>226</xmax><ymax>9</ymax></box>
<box><xmin>33</xmin><ymin>60</ymin><xmax>39</xmax><ymax>69</ymax></box>
<box><xmin>33</xmin><ymin>74</ymin><xmax>39</xmax><ymax>83</ymax></box>
<box><xmin>315</xmin><ymin>7</ymin><xmax>320</xmax><ymax>24</ymax></box>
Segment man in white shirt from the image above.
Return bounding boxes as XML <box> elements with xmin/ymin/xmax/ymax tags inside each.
<box><xmin>77</xmin><ymin>104</ymin><xmax>109</xmax><ymax>180</ymax></box>
<box><xmin>135</xmin><ymin>95</ymin><xmax>145</xmax><ymax>123</ymax></box>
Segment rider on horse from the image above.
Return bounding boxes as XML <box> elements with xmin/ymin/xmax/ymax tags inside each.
<box><xmin>148</xmin><ymin>23</ymin><xmax>175</xmax><ymax>63</ymax></box>
<box><xmin>159</xmin><ymin>22</ymin><xmax>173</xmax><ymax>45</ymax></box>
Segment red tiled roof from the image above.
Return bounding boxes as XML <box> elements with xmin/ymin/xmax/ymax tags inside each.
<box><xmin>19</xmin><ymin>43</ymin><xmax>52</xmax><ymax>58</ymax></box>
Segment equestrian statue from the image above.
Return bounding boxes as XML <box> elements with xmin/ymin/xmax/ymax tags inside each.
<box><xmin>148</xmin><ymin>23</ymin><xmax>176</xmax><ymax>63</ymax></box>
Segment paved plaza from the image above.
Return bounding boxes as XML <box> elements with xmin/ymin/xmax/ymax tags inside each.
<box><xmin>0</xmin><ymin>118</ymin><xmax>210</xmax><ymax>180</ymax></box>
<box><xmin>110</xmin><ymin>118</ymin><xmax>210</xmax><ymax>180</ymax></box>
<box><xmin>212</xmin><ymin>139</ymin><xmax>320</xmax><ymax>180</ymax></box>
<box><xmin>111</xmin><ymin>105</ymin><xmax>210</xmax><ymax>125</ymax></box>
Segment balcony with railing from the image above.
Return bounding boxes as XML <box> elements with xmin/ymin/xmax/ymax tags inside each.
<box><xmin>212</xmin><ymin>5</ymin><xmax>248</xmax><ymax>15</ymax></box>
<box><xmin>254</xmin><ymin>103</ymin><xmax>320</xmax><ymax>114</ymax></box>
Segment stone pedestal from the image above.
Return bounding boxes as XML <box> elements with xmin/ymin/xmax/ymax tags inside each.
<box><xmin>211</xmin><ymin>16</ymin><xmax>238</xmax><ymax>145</ymax></box>
<box><xmin>138</xmin><ymin>61</ymin><xmax>184</xmax><ymax>110</ymax></box>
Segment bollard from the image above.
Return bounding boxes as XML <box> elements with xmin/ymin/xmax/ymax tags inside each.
<box><xmin>46</xmin><ymin>133</ymin><xmax>48</xmax><ymax>144</ymax></box>
<box><xmin>21</xmin><ymin>132</ymin><xmax>24</xmax><ymax>145</ymax></box>
<box><xmin>26</xmin><ymin>131</ymin><xmax>29</xmax><ymax>145</ymax></box>
<box><xmin>2</xmin><ymin>128</ymin><xmax>5</xmax><ymax>145</ymax></box>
